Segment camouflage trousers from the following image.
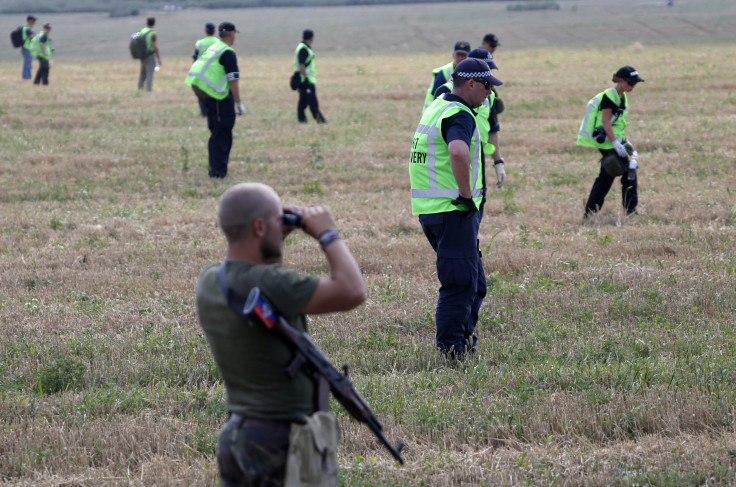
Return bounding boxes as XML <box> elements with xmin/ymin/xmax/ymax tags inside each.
<box><xmin>217</xmin><ymin>415</ymin><xmax>291</xmax><ymax>487</ymax></box>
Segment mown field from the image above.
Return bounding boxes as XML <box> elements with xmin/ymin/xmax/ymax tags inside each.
<box><xmin>1</xmin><ymin>0</ymin><xmax>736</xmax><ymax>485</ymax></box>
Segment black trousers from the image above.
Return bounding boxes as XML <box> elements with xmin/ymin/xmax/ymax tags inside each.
<box><xmin>204</xmin><ymin>94</ymin><xmax>236</xmax><ymax>178</ymax></box>
<box><xmin>297</xmin><ymin>82</ymin><xmax>324</xmax><ymax>122</ymax></box>
<box><xmin>585</xmin><ymin>148</ymin><xmax>638</xmax><ymax>216</ymax></box>
<box><xmin>33</xmin><ymin>58</ymin><xmax>49</xmax><ymax>85</ymax></box>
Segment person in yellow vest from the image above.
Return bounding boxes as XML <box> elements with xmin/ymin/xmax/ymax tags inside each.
<box><xmin>422</xmin><ymin>41</ymin><xmax>470</xmax><ymax>112</ymax></box>
<box><xmin>410</xmin><ymin>58</ymin><xmax>502</xmax><ymax>359</ymax></box>
<box><xmin>186</xmin><ymin>22</ymin><xmax>245</xmax><ymax>178</ymax></box>
<box><xmin>294</xmin><ymin>29</ymin><xmax>326</xmax><ymax>123</ymax></box>
<box><xmin>578</xmin><ymin>66</ymin><xmax>644</xmax><ymax>219</ymax></box>
<box><xmin>21</xmin><ymin>15</ymin><xmax>37</xmax><ymax>80</ymax></box>
<box><xmin>192</xmin><ymin>22</ymin><xmax>218</xmax><ymax>116</ymax></box>
<box><xmin>31</xmin><ymin>23</ymin><xmax>52</xmax><ymax>86</ymax></box>
<box><xmin>137</xmin><ymin>17</ymin><xmax>162</xmax><ymax>92</ymax></box>
<box><xmin>433</xmin><ymin>48</ymin><xmax>506</xmax><ymax>218</ymax></box>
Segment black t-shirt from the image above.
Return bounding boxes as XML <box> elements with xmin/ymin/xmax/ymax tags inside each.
<box><xmin>220</xmin><ymin>49</ymin><xmax>239</xmax><ymax>80</ymax></box>
<box><xmin>600</xmin><ymin>92</ymin><xmax>626</xmax><ymax>112</ymax></box>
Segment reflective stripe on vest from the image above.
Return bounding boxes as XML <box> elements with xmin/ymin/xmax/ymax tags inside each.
<box><xmin>186</xmin><ymin>42</ymin><xmax>232</xmax><ymax>99</ymax></box>
<box><xmin>577</xmin><ymin>88</ymin><xmax>628</xmax><ymax>149</ymax></box>
<box><xmin>410</xmin><ymin>100</ymin><xmax>482</xmax><ymax>215</ymax></box>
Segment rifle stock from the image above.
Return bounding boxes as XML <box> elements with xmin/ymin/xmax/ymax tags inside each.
<box><xmin>243</xmin><ymin>286</ymin><xmax>405</xmax><ymax>465</ymax></box>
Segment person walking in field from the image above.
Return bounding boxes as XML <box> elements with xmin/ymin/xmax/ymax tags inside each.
<box><xmin>31</xmin><ymin>23</ymin><xmax>52</xmax><ymax>86</ymax></box>
<box><xmin>21</xmin><ymin>15</ymin><xmax>37</xmax><ymax>80</ymax></box>
<box><xmin>422</xmin><ymin>41</ymin><xmax>470</xmax><ymax>112</ymax></box>
<box><xmin>294</xmin><ymin>29</ymin><xmax>326</xmax><ymax>123</ymax></box>
<box><xmin>186</xmin><ymin>22</ymin><xmax>246</xmax><ymax>178</ymax></box>
<box><xmin>192</xmin><ymin>22</ymin><xmax>218</xmax><ymax>116</ymax></box>
<box><xmin>196</xmin><ymin>182</ymin><xmax>365</xmax><ymax>486</ymax></box>
<box><xmin>137</xmin><ymin>17</ymin><xmax>162</xmax><ymax>92</ymax></box>
<box><xmin>578</xmin><ymin>66</ymin><xmax>644</xmax><ymax>219</ymax></box>
<box><xmin>410</xmin><ymin>58</ymin><xmax>501</xmax><ymax>359</ymax></box>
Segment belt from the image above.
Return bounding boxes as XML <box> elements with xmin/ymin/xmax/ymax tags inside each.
<box><xmin>227</xmin><ymin>412</ymin><xmax>297</xmax><ymax>430</ymax></box>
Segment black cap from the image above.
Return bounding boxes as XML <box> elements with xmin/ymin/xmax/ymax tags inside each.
<box><xmin>469</xmin><ymin>48</ymin><xmax>498</xmax><ymax>70</ymax></box>
<box><xmin>453</xmin><ymin>58</ymin><xmax>503</xmax><ymax>86</ymax></box>
<box><xmin>43</xmin><ymin>23</ymin><xmax>51</xmax><ymax>29</ymax></box>
<box><xmin>27</xmin><ymin>15</ymin><xmax>37</xmax><ymax>21</ymax></box>
<box><xmin>453</xmin><ymin>41</ymin><xmax>471</xmax><ymax>54</ymax></box>
<box><xmin>219</xmin><ymin>22</ymin><xmax>239</xmax><ymax>35</ymax></box>
<box><xmin>615</xmin><ymin>65</ymin><xmax>644</xmax><ymax>84</ymax></box>
<box><xmin>303</xmin><ymin>29</ymin><xmax>314</xmax><ymax>41</ymax></box>
<box><xmin>205</xmin><ymin>22</ymin><xmax>215</xmax><ymax>33</ymax></box>
<box><xmin>483</xmin><ymin>33</ymin><xmax>500</xmax><ymax>48</ymax></box>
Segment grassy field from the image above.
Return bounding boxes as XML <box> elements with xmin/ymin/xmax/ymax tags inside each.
<box><xmin>2</xmin><ymin>0</ymin><xmax>736</xmax><ymax>485</ymax></box>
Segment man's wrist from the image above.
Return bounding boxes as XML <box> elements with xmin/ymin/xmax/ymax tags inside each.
<box><xmin>317</xmin><ymin>228</ymin><xmax>340</xmax><ymax>251</ymax></box>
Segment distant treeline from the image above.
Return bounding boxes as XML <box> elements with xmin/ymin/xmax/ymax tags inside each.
<box><xmin>1</xmin><ymin>0</ymin><xmax>512</xmax><ymax>15</ymax></box>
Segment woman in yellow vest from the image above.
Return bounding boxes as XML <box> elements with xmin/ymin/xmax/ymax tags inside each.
<box><xmin>578</xmin><ymin>66</ymin><xmax>644</xmax><ymax>219</ymax></box>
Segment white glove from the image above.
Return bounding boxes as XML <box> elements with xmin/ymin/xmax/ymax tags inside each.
<box><xmin>236</xmin><ymin>101</ymin><xmax>245</xmax><ymax>116</ymax></box>
<box><xmin>629</xmin><ymin>158</ymin><xmax>638</xmax><ymax>170</ymax></box>
<box><xmin>612</xmin><ymin>139</ymin><xmax>628</xmax><ymax>158</ymax></box>
<box><xmin>494</xmin><ymin>161</ymin><xmax>506</xmax><ymax>188</ymax></box>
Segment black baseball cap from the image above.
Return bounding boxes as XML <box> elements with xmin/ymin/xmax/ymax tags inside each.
<box><xmin>454</xmin><ymin>41</ymin><xmax>471</xmax><ymax>54</ymax></box>
<box><xmin>303</xmin><ymin>29</ymin><xmax>314</xmax><ymax>40</ymax></box>
<box><xmin>453</xmin><ymin>58</ymin><xmax>503</xmax><ymax>86</ymax></box>
<box><xmin>616</xmin><ymin>65</ymin><xmax>644</xmax><ymax>84</ymax></box>
<box><xmin>219</xmin><ymin>22</ymin><xmax>240</xmax><ymax>35</ymax></box>
<box><xmin>469</xmin><ymin>48</ymin><xmax>498</xmax><ymax>70</ymax></box>
<box><xmin>43</xmin><ymin>23</ymin><xmax>51</xmax><ymax>29</ymax></box>
<box><xmin>27</xmin><ymin>15</ymin><xmax>37</xmax><ymax>21</ymax></box>
<box><xmin>483</xmin><ymin>33</ymin><xmax>500</xmax><ymax>47</ymax></box>
<box><xmin>205</xmin><ymin>22</ymin><xmax>215</xmax><ymax>33</ymax></box>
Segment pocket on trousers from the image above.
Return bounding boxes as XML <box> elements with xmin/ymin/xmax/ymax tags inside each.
<box><xmin>284</xmin><ymin>411</ymin><xmax>339</xmax><ymax>487</ymax></box>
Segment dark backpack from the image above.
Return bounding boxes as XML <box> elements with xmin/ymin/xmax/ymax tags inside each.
<box><xmin>10</xmin><ymin>26</ymin><xmax>23</xmax><ymax>48</ymax></box>
<box><xmin>129</xmin><ymin>31</ymin><xmax>149</xmax><ymax>59</ymax></box>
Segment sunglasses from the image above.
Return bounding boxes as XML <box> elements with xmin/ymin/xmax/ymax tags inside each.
<box><xmin>471</xmin><ymin>78</ymin><xmax>492</xmax><ymax>90</ymax></box>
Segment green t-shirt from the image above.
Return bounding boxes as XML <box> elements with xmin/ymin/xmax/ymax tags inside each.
<box><xmin>195</xmin><ymin>261</ymin><xmax>320</xmax><ymax>420</ymax></box>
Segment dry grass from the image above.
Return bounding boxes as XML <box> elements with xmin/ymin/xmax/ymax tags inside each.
<box><xmin>1</xmin><ymin>9</ymin><xmax>736</xmax><ymax>486</ymax></box>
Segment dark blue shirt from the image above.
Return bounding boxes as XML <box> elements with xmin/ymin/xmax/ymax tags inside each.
<box><xmin>440</xmin><ymin>94</ymin><xmax>476</xmax><ymax>147</ymax></box>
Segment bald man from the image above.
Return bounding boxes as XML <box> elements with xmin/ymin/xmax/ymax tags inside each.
<box><xmin>195</xmin><ymin>182</ymin><xmax>365</xmax><ymax>486</ymax></box>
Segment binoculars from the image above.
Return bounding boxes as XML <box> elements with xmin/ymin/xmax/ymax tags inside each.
<box><xmin>282</xmin><ymin>212</ymin><xmax>304</xmax><ymax>229</ymax></box>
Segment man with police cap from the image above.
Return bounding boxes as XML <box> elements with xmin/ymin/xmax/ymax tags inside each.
<box><xmin>433</xmin><ymin>48</ymin><xmax>507</xmax><ymax>218</ymax></box>
<box><xmin>410</xmin><ymin>58</ymin><xmax>503</xmax><ymax>359</ymax></box>
<box><xmin>186</xmin><ymin>22</ymin><xmax>246</xmax><ymax>178</ymax></box>
<box><xmin>422</xmin><ymin>41</ymin><xmax>471</xmax><ymax>112</ymax></box>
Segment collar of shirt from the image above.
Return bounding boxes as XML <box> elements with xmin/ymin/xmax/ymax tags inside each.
<box><xmin>443</xmin><ymin>93</ymin><xmax>477</xmax><ymax>116</ymax></box>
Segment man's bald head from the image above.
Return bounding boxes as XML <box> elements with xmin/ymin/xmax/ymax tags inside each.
<box><xmin>218</xmin><ymin>183</ymin><xmax>280</xmax><ymax>242</ymax></box>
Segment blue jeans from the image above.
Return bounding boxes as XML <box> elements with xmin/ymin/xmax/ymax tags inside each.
<box><xmin>22</xmin><ymin>48</ymin><xmax>32</xmax><ymax>80</ymax></box>
<box><xmin>420</xmin><ymin>210</ymin><xmax>487</xmax><ymax>353</ymax></box>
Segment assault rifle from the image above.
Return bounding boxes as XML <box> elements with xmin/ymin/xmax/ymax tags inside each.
<box><xmin>215</xmin><ymin>266</ymin><xmax>404</xmax><ymax>464</ymax></box>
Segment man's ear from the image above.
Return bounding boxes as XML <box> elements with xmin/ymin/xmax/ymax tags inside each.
<box><xmin>252</xmin><ymin>217</ymin><xmax>266</xmax><ymax>238</ymax></box>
